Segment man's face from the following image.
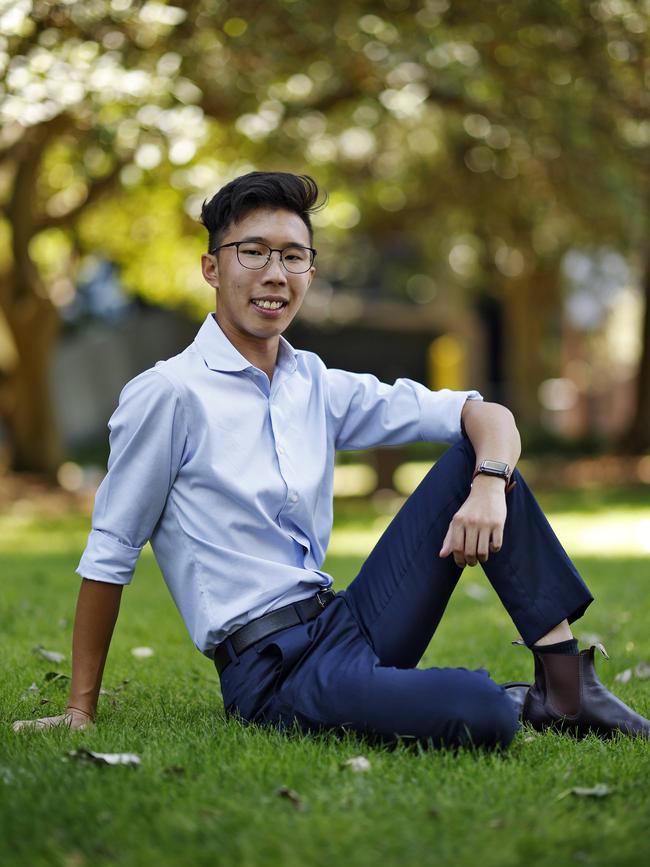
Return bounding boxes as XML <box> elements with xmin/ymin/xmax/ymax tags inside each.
<box><xmin>201</xmin><ymin>207</ymin><xmax>315</xmax><ymax>346</ymax></box>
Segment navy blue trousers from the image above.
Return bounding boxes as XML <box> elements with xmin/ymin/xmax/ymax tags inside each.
<box><xmin>218</xmin><ymin>438</ymin><xmax>593</xmax><ymax>749</ymax></box>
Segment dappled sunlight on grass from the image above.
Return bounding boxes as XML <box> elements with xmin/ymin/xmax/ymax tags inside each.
<box><xmin>2</xmin><ymin>485</ymin><xmax>649</xmax><ymax>561</ymax></box>
<box><xmin>545</xmin><ymin>510</ymin><xmax>650</xmax><ymax>557</ymax></box>
<box><xmin>0</xmin><ymin>512</ymin><xmax>90</xmax><ymax>554</ymax></box>
<box><xmin>327</xmin><ymin>505</ymin><xmax>650</xmax><ymax>559</ymax></box>
<box><xmin>327</xmin><ymin>486</ymin><xmax>650</xmax><ymax>560</ymax></box>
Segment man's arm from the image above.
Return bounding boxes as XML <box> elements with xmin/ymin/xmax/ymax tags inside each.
<box><xmin>439</xmin><ymin>400</ymin><xmax>521</xmax><ymax>568</ymax></box>
<box><xmin>12</xmin><ymin>578</ymin><xmax>123</xmax><ymax>732</ymax></box>
<box><xmin>67</xmin><ymin>578</ymin><xmax>123</xmax><ymax>717</ymax></box>
<box><xmin>325</xmin><ymin>367</ymin><xmax>481</xmax><ymax>450</ymax></box>
<box><xmin>13</xmin><ymin>370</ymin><xmax>186</xmax><ymax>734</ymax></box>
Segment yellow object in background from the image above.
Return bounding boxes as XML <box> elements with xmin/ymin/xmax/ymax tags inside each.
<box><xmin>428</xmin><ymin>334</ymin><xmax>465</xmax><ymax>391</ymax></box>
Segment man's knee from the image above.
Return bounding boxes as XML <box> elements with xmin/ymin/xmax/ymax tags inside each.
<box><xmin>465</xmin><ymin>682</ymin><xmax>519</xmax><ymax>748</ymax></box>
<box><xmin>415</xmin><ymin>437</ymin><xmax>475</xmax><ymax>497</ymax></box>
<box><xmin>446</xmin><ymin>677</ymin><xmax>519</xmax><ymax>750</ymax></box>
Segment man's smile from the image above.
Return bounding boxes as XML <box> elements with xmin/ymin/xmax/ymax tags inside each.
<box><xmin>250</xmin><ymin>295</ymin><xmax>289</xmax><ymax>316</ymax></box>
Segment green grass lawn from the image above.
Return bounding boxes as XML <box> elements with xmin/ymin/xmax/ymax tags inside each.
<box><xmin>1</xmin><ymin>487</ymin><xmax>649</xmax><ymax>867</ymax></box>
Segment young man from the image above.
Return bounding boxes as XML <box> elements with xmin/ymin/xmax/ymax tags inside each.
<box><xmin>13</xmin><ymin>172</ymin><xmax>649</xmax><ymax>746</ymax></box>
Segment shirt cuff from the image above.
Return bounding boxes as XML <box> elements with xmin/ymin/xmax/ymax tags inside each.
<box><xmin>420</xmin><ymin>389</ymin><xmax>483</xmax><ymax>444</ymax></box>
<box><xmin>75</xmin><ymin>529</ymin><xmax>142</xmax><ymax>585</ymax></box>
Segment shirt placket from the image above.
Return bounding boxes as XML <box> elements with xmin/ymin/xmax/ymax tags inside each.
<box><xmin>268</xmin><ymin>370</ymin><xmax>312</xmax><ymax>558</ymax></box>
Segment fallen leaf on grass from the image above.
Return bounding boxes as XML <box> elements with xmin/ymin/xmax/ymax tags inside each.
<box><xmin>557</xmin><ymin>784</ymin><xmax>612</xmax><ymax>800</ymax></box>
<box><xmin>20</xmin><ymin>682</ymin><xmax>40</xmax><ymax>700</ymax></box>
<box><xmin>66</xmin><ymin>749</ymin><xmax>141</xmax><ymax>768</ymax></box>
<box><xmin>99</xmin><ymin>679</ymin><xmax>129</xmax><ymax>698</ymax></box>
<box><xmin>21</xmin><ymin>672</ymin><xmax>70</xmax><ymax>700</ymax></box>
<box><xmin>276</xmin><ymin>785</ymin><xmax>305</xmax><ymax>810</ymax></box>
<box><xmin>44</xmin><ymin>671</ymin><xmax>70</xmax><ymax>686</ymax></box>
<box><xmin>615</xmin><ymin>662</ymin><xmax>650</xmax><ymax>683</ymax></box>
<box><xmin>130</xmin><ymin>647</ymin><xmax>154</xmax><ymax>659</ymax></box>
<box><xmin>341</xmin><ymin>756</ymin><xmax>371</xmax><ymax>772</ymax></box>
<box><xmin>33</xmin><ymin>646</ymin><xmax>65</xmax><ymax>663</ymax></box>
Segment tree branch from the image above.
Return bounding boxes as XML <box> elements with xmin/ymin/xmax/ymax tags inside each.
<box><xmin>6</xmin><ymin>124</ymin><xmax>55</xmax><ymax>302</ymax></box>
<box><xmin>35</xmin><ymin>157</ymin><xmax>130</xmax><ymax>233</ymax></box>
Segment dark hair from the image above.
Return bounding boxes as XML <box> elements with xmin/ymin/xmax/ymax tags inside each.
<box><xmin>200</xmin><ymin>171</ymin><xmax>325</xmax><ymax>252</ymax></box>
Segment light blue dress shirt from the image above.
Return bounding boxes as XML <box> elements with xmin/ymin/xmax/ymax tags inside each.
<box><xmin>77</xmin><ymin>313</ymin><xmax>482</xmax><ymax>657</ymax></box>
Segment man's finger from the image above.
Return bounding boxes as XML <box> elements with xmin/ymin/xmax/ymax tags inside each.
<box><xmin>449</xmin><ymin>522</ymin><xmax>466</xmax><ymax>568</ymax></box>
<box><xmin>463</xmin><ymin>526</ymin><xmax>479</xmax><ymax>567</ymax></box>
<box><xmin>439</xmin><ymin>525</ymin><xmax>453</xmax><ymax>558</ymax></box>
<box><xmin>490</xmin><ymin>527</ymin><xmax>504</xmax><ymax>552</ymax></box>
<box><xmin>477</xmin><ymin>527</ymin><xmax>491</xmax><ymax>563</ymax></box>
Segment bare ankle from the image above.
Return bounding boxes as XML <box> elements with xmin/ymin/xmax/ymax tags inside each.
<box><xmin>534</xmin><ymin>619</ymin><xmax>573</xmax><ymax>646</ymax></box>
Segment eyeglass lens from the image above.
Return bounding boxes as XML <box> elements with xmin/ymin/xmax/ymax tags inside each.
<box><xmin>236</xmin><ymin>242</ymin><xmax>313</xmax><ymax>273</ymax></box>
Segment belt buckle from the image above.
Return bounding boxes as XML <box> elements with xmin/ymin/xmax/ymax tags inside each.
<box><xmin>315</xmin><ymin>590</ymin><xmax>330</xmax><ymax>609</ymax></box>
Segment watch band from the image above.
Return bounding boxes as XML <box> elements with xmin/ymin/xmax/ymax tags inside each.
<box><xmin>472</xmin><ymin>460</ymin><xmax>517</xmax><ymax>493</ymax></box>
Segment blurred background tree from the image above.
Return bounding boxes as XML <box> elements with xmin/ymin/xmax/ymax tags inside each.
<box><xmin>1</xmin><ymin>0</ymin><xmax>648</xmax><ymax>474</ymax></box>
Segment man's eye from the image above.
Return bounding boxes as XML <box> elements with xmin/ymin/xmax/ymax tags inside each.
<box><xmin>284</xmin><ymin>249</ymin><xmax>307</xmax><ymax>261</ymax></box>
<box><xmin>241</xmin><ymin>248</ymin><xmax>264</xmax><ymax>256</ymax></box>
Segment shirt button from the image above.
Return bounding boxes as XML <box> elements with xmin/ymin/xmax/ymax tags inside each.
<box><xmin>278</xmin><ymin>445</ymin><xmax>285</xmax><ymax>455</ymax></box>
<box><xmin>290</xmin><ymin>493</ymin><xmax>298</xmax><ymax>503</ymax></box>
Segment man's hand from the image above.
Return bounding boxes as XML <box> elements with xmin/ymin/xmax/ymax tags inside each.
<box><xmin>12</xmin><ymin>707</ymin><xmax>93</xmax><ymax>733</ymax></box>
<box><xmin>439</xmin><ymin>475</ymin><xmax>507</xmax><ymax>567</ymax></box>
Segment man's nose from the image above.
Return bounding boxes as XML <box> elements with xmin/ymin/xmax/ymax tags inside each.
<box><xmin>263</xmin><ymin>250</ymin><xmax>287</xmax><ymax>279</ymax></box>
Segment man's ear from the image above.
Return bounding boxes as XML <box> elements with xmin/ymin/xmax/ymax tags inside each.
<box><xmin>201</xmin><ymin>253</ymin><xmax>219</xmax><ymax>289</ymax></box>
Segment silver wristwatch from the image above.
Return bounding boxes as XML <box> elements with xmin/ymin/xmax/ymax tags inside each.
<box><xmin>472</xmin><ymin>459</ymin><xmax>511</xmax><ymax>484</ymax></box>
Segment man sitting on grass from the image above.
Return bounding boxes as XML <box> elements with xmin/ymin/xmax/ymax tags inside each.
<box><xmin>13</xmin><ymin>171</ymin><xmax>650</xmax><ymax>747</ymax></box>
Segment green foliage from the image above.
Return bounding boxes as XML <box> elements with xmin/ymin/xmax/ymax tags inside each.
<box><xmin>2</xmin><ymin>0</ymin><xmax>649</xmax><ymax>310</ymax></box>
<box><xmin>78</xmin><ymin>183</ymin><xmax>213</xmax><ymax>317</ymax></box>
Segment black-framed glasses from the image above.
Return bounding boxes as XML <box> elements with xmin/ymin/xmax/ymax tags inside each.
<box><xmin>210</xmin><ymin>241</ymin><xmax>316</xmax><ymax>274</ymax></box>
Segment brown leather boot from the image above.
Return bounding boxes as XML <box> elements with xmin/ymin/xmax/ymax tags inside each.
<box><xmin>522</xmin><ymin>643</ymin><xmax>650</xmax><ymax>738</ymax></box>
<box><xmin>501</xmin><ymin>682</ymin><xmax>532</xmax><ymax>720</ymax></box>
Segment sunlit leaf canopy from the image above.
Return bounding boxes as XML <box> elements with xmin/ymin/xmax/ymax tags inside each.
<box><xmin>1</xmin><ymin>0</ymin><xmax>648</xmax><ymax>319</ymax></box>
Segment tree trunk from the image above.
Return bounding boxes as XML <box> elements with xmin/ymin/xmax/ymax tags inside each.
<box><xmin>500</xmin><ymin>261</ymin><xmax>561</xmax><ymax>430</ymax></box>
<box><xmin>2</xmin><ymin>293</ymin><xmax>63</xmax><ymax>475</ymax></box>
<box><xmin>620</xmin><ymin>248</ymin><xmax>650</xmax><ymax>453</ymax></box>
<box><xmin>0</xmin><ymin>121</ymin><xmax>66</xmax><ymax>475</ymax></box>
<box><xmin>372</xmin><ymin>446</ymin><xmax>405</xmax><ymax>492</ymax></box>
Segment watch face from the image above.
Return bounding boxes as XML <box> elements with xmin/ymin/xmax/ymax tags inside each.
<box><xmin>480</xmin><ymin>460</ymin><xmax>509</xmax><ymax>475</ymax></box>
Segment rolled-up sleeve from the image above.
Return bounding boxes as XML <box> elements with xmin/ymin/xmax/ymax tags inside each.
<box><xmin>76</xmin><ymin>369</ymin><xmax>188</xmax><ymax>585</ymax></box>
<box><xmin>325</xmin><ymin>368</ymin><xmax>482</xmax><ymax>451</ymax></box>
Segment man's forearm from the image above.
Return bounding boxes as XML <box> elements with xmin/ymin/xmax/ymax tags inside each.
<box><xmin>67</xmin><ymin>578</ymin><xmax>123</xmax><ymax>717</ymax></box>
<box><xmin>461</xmin><ymin>400</ymin><xmax>522</xmax><ymax>475</ymax></box>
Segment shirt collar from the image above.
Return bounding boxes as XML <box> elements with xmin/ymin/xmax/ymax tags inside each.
<box><xmin>194</xmin><ymin>313</ymin><xmax>298</xmax><ymax>375</ymax></box>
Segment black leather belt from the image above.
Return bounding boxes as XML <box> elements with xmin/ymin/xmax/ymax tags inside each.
<box><xmin>213</xmin><ymin>588</ymin><xmax>337</xmax><ymax>675</ymax></box>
